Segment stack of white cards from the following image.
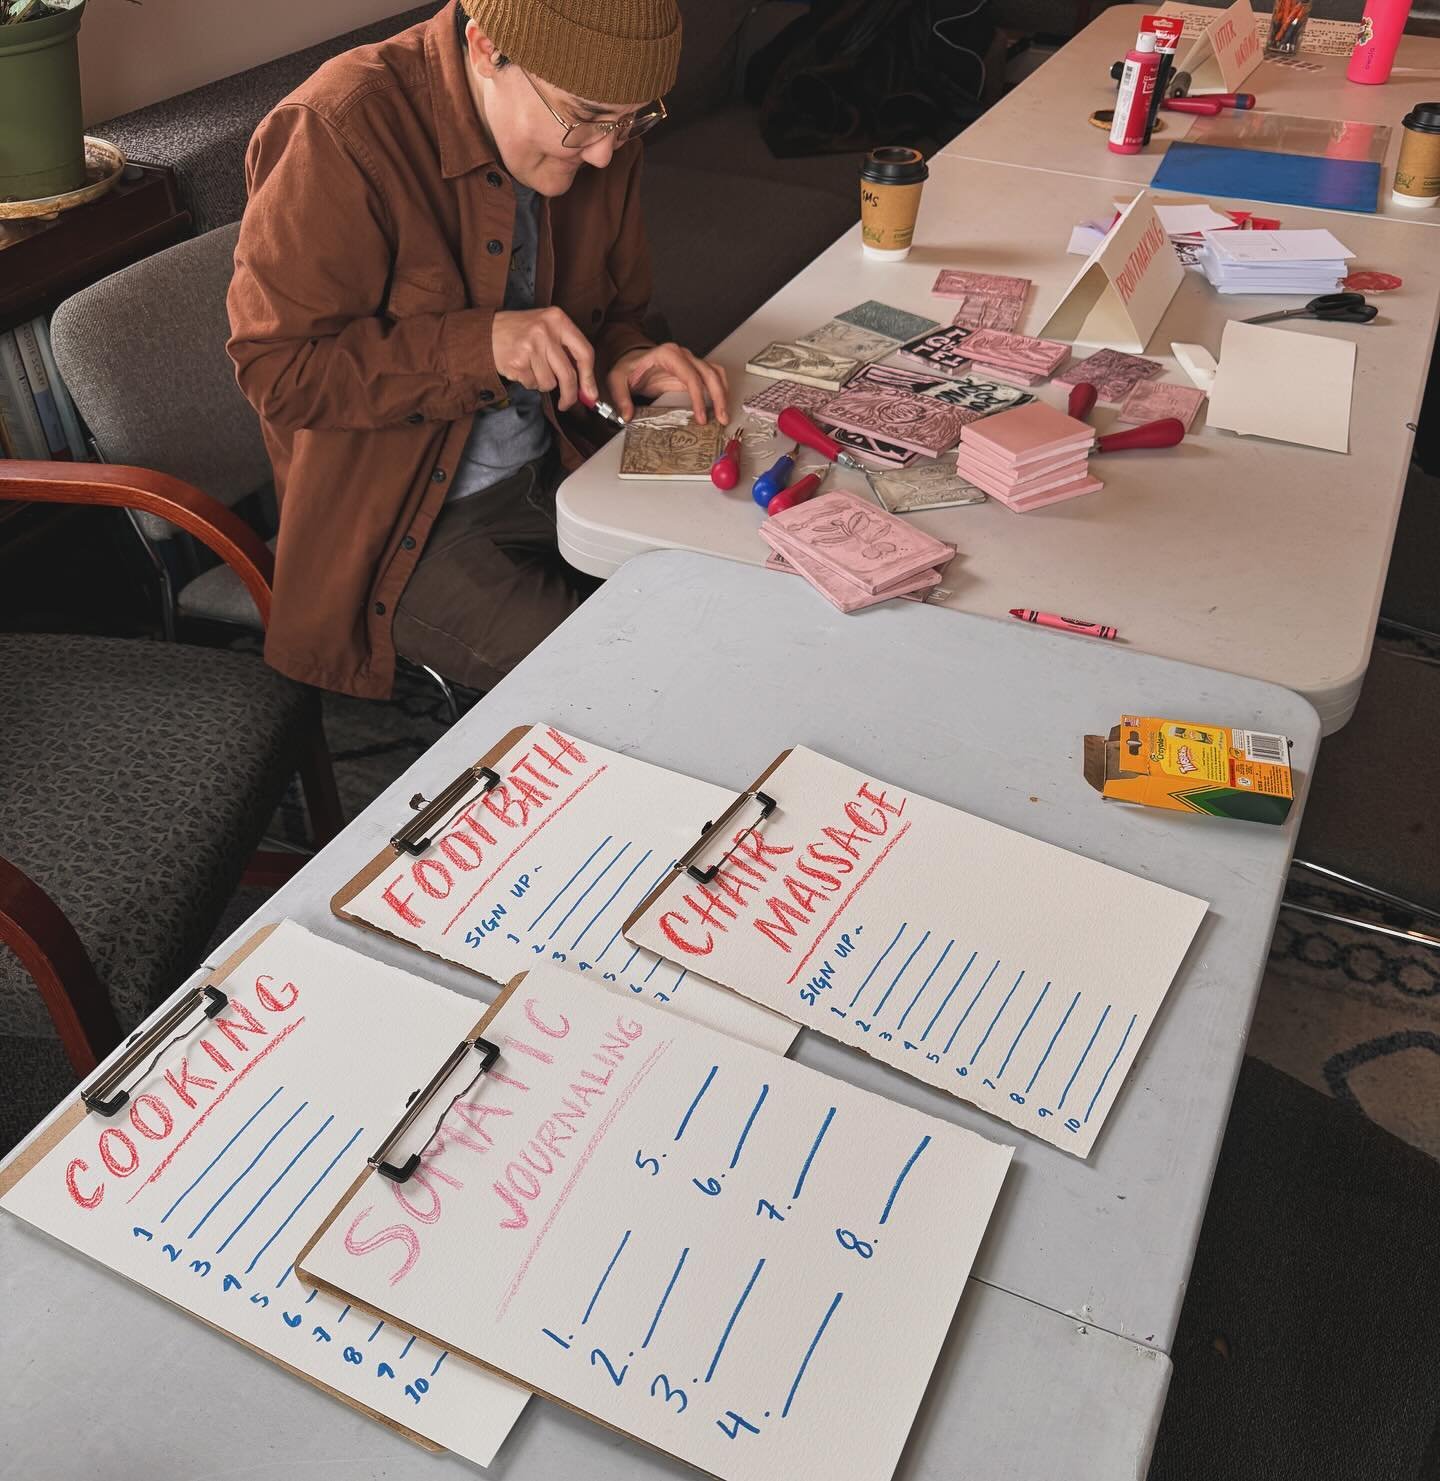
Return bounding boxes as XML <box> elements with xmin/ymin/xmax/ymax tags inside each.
<box><xmin>1196</xmin><ymin>229</ymin><xmax>1354</xmax><ymax>295</ymax></box>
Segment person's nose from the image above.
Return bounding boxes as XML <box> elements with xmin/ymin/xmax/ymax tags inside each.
<box><xmin>580</xmin><ymin>133</ymin><xmax>618</xmax><ymax>169</ymax></box>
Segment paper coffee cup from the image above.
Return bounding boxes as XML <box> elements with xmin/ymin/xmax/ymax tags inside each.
<box><xmin>860</xmin><ymin>146</ymin><xmax>929</xmax><ymax>260</ymax></box>
<box><xmin>1393</xmin><ymin>102</ymin><xmax>1440</xmax><ymax>208</ymax></box>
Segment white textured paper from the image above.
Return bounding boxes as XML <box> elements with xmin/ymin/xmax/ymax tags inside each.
<box><xmin>0</xmin><ymin>921</ymin><xmax>529</xmax><ymax>1466</ymax></box>
<box><xmin>301</xmin><ymin>963</ymin><xmax>1010</xmax><ymax>1481</ymax></box>
<box><xmin>1208</xmin><ymin>321</ymin><xmax>1355</xmax><ymax>453</ymax></box>
<box><xmin>626</xmin><ymin>748</ymin><xmax>1208</xmax><ymax>1158</ymax></box>
<box><xmin>341</xmin><ymin>726</ymin><xmax>797</xmax><ymax>1054</ymax></box>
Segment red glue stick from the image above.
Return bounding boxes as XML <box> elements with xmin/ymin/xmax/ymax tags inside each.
<box><xmin>1110</xmin><ymin>31</ymin><xmax>1160</xmax><ymax>154</ymax></box>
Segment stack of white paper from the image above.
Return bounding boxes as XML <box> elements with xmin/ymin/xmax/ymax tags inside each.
<box><xmin>1197</xmin><ymin>228</ymin><xmax>1354</xmax><ymax>294</ymax></box>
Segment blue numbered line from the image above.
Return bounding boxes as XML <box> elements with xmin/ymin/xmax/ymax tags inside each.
<box><xmin>730</xmin><ymin>1084</ymin><xmax>769</xmax><ymax>1169</ymax></box>
<box><xmin>942</xmin><ymin>958</ymin><xmax>1000</xmax><ymax>1055</ymax></box>
<box><xmin>246</xmin><ymin>1124</ymin><xmax>365</xmax><ymax>1276</ymax></box>
<box><xmin>215</xmin><ymin>1112</ymin><xmax>335</xmax><ymax>1255</ymax></box>
<box><xmin>1025</xmin><ymin>991</ymin><xmax>1081</xmax><ymax>1095</ymax></box>
<box><xmin>642</xmin><ymin>1247</ymin><xmax>689</xmax><ymax>1349</ymax></box>
<box><xmin>879</xmin><ymin>1135</ymin><xmax>930</xmax><ymax>1225</ymax></box>
<box><xmin>595</xmin><ymin>860</ymin><xmax>674</xmax><ymax>963</ymax></box>
<box><xmin>527</xmin><ymin>836</ymin><xmax>613</xmax><ymax>931</ymax></box>
<box><xmin>369</xmin><ymin>1319</ymin><xmax>385</xmax><ymax>1342</ymax></box>
<box><xmin>896</xmin><ymin>939</ymin><xmax>954</xmax><ymax>1034</ymax></box>
<box><xmin>550</xmin><ymin>840</ymin><xmax>632</xmax><ymax>942</ymax></box>
<box><xmin>705</xmin><ymin>1257</ymin><xmax>765</xmax><ymax>1382</ymax></box>
<box><xmin>781</xmin><ymin>1291</ymin><xmax>843</xmax><ymax>1418</ymax></box>
<box><xmin>848</xmin><ymin>923</ymin><xmax>907</xmax><ymax>1008</ymax></box>
<box><xmin>1085</xmin><ymin>1013</ymin><xmax>1138</xmax><ymax>1124</ymax></box>
<box><xmin>161</xmin><ymin>1085</ymin><xmax>285</xmax><ymax>1224</ymax></box>
<box><xmin>919</xmin><ymin>950</ymin><xmax>976</xmax><ymax>1043</ymax></box>
<box><xmin>430</xmin><ymin>1352</ymin><xmax>448</xmax><ymax>1378</ymax></box>
<box><xmin>995</xmin><ymin>981</ymin><xmax>1050</xmax><ymax>1081</ymax></box>
<box><xmin>400</xmin><ymin>1335</ymin><xmax>416</xmax><ymax>1360</ymax></box>
<box><xmin>582</xmin><ymin>1229</ymin><xmax>632</xmax><ymax>1324</ymax></box>
<box><xmin>569</xmin><ymin>846</ymin><xmax>653</xmax><ymax>954</ymax></box>
<box><xmin>674</xmin><ymin>1066</ymin><xmax>717</xmax><ymax>1140</ymax></box>
<box><xmin>872</xmin><ymin>929</ymin><xmax>931</xmax><ymax>1017</ymax></box>
<box><xmin>967</xmin><ymin>970</ymin><xmax>1025</xmax><ymax>1067</ymax></box>
<box><xmin>1057</xmin><ymin>1004</ymin><xmax>1112</xmax><ymax>1112</ymax></box>
<box><xmin>791</xmin><ymin>1106</ymin><xmax>835</xmax><ymax>1199</ymax></box>
<box><xmin>187</xmin><ymin>1100</ymin><xmax>308</xmax><ymax>1239</ymax></box>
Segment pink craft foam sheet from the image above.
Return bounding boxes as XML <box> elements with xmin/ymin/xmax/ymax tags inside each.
<box><xmin>1053</xmin><ymin>349</ymin><xmax>1164</xmax><ymax>404</ymax></box>
<box><xmin>763</xmin><ymin>489</ymin><xmax>952</xmax><ymax>592</ymax></box>
<box><xmin>960</xmin><ymin>328</ymin><xmax>1071</xmax><ymax>378</ymax></box>
<box><xmin>817</xmin><ymin>388</ymin><xmax>971</xmax><ymax>457</ymax></box>
<box><xmin>987</xmin><ymin>473</ymin><xmax>1105</xmax><ymax>511</ymax></box>
<box><xmin>742</xmin><ymin>378</ymin><xmax>838</xmax><ymax>420</ymax></box>
<box><xmin>1117</xmin><ymin>380</ymin><xmax>1208</xmax><ymax>430</ymax></box>
<box><xmin>959</xmin><ymin>402</ymin><xmax>1096</xmax><ymax>466</ymax></box>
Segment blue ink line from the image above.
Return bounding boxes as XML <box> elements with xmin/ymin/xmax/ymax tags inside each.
<box><xmin>943</xmin><ymin>959</ymin><xmax>1000</xmax><ymax>1056</ymax></box>
<box><xmin>996</xmin><ymin>981</ymin><xmax>1050</xmax><ymax>1080</ymax></box>
<box><xmin>274</xmin><ymin>1263</ymin><xmax>293</xmax><ymax>1290</ymax></box>
<box><xmin>188</xmin><ymin>1101</ymin><xmax>308</xmax><ymax>1240</ymax></box>
<box><xmin>873</xmin><ymin>929</ymin><xmax>931</xmax><ymax>1018</ymax></box>
<box><xmin>968</xmin><ymin>970</ymin><xmax>1025</xmax><ymax>1067</ymax></box>
<box><xmin>582</xmin><ymin>1229</ymin><xmax>632</xmax><ymax>1324</ymax></box>
<box><xmin>527</xmin><ymin>836</ymin><xmax>612</xmax><ymax>931</ymax></box>
<box><xmin>338</xmin><ymin>1305</ymin><xmax>350</xmax><ymax>1323</ymax></box>
<box><xmin>674</xmin><ymin>1066</ymin><xmax>717</xmax><ymax>1140</ymax></box>
<box><xmin>1025</xmin><ymin>991</ymin><xmax>1080</xmax><ymax>1095</ymax></box>
<box><xmin>596</xmin><ymin>861</ymin><xmax>673</xmax><ymax>963</ymax></box>
<box><xmin>430</xmin><ymin>1352</ymin><xmax>448</xmax><ymax>1378</ymax></box>
<box><xmin>782</xmin><ymin>1291</ymin><xmax>843</xmax><ymax>1418</ymax></box>
<box><xmin>642</xmin><ymin>1247</ymin><xmax>688</xmax><ymax>1349</ymax></box>
<box><xmin>879</xmin><ymin>1135</ymin><xmax>931</xmax><ymax>1225</ymax></box>
<box><xmin>920</xmin><ymin>950</ymin><xmax>976</xmax><ymax>1044</ymax></box>
<box><xmin>1085</xmin><ymin>1013</ymin><xmax>1138</xmax><ymax>1124</ymax></box>
<box><xmin>571</xmin><ymin>847</ymin><xmax>653</xmax><ymax>953</ymax></box>
<box><xmin>620</xmin><ymin>945</ymin><xmax>642</xmax><ymax>976</ymax></box>
<box><xmin>792</xmin><ymin>1106</ymin><xmax>835</xmax><ymax>1200</ymax></box>
<box><xmin>246</xmin><ymin>1125</ymin><xmax>364</xmax><ymax>1276</ymax></box>
<box><xmin>896</xmin><ymin>939</ymin><xmax>953</xmax><ymax>1034</ymax></box>
<box><xmin>400</xmin><ymin>1336</ymin><xmax>416</xmax><ymax>1361</ymax></box>
<box><xmin>643</xmin><ymin>955</ymin><xmax>665</xmax><ymax>983</ymax></box>
<box><xmin>848</xmin><ymin>923</ymin><xmax>907</xmax><ymax>1008</ymax></box>
<box><xmin>161</xmin><ymin>1085</ymin><xmax>285</xmax><ymax>1224</ymax></box>
<box><xmin>370</xmin><ymin>1320</ymin><xmax>385</xmax><ymax>1342</ymax></box>
<box><xmin>730</xmin><ymin>1084</ymin><xmax>769</xmax><ymax>1169</ymax></box>
<box><xmin>305</xmin><ymin>1289</ymin><xmax>318</xmax><ymax>1304</ymax></box>
<box><xmin>542</xmin><ymin>1329</ymin><xmax>572</xmax><ymax>1350</ymax></box>
<box><xmin>705</xmin><ymin>1258</ymin><xmax>765</xmax><ymax>1382</ymax></box>
<box><xmin>1058</xmin><ymin>1004</ymin><xmax>1111</xmax><ymax>1111</ymax></box>
<box><xmin>215</xmin><ymin>1112</ymin><xmax>335</xmax><ymax>1255</ymax></box>
<box><xmin>672</xmin><ymin>968</ymin><xmax>689</xmax><ymax>994</ymax></box>
<box><xmin>551</xmin><ymin>840</ymin><xmax>632</xmax><ymax>942</ymax></box>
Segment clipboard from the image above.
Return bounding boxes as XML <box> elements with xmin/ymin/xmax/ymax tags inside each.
<box><xmin>0</xmin><ymin>924</ymin><xmax>441</xmax><ymax>1453</ymax></box>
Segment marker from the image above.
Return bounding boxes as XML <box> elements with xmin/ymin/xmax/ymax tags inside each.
<box><xmin>1010</xmin><ymin>609</ymin><xmax>1118</xmax><ymax>641</ymax></box>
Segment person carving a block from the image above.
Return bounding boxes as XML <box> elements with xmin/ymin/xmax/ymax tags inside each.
<box><xmin>227</xmin><ymin>0</ymin><xmax>728</xmax><ymax>699</ymax></box>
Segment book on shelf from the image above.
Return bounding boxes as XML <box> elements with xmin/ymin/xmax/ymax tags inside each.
<box><xmin>0</xmin><ymin>319</ymin><xmax>89</xmax><ymax>461</ymax></box>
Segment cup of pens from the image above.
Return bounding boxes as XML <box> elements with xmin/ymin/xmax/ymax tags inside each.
<box><xmin>1266</xmin><ymin>0</ymin><xmax>1311</xmax><ymax>57</ymax></box>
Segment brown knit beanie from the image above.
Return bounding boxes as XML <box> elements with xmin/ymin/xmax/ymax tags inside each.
<box><xmin>460</xmin><ymin>0</ymin><xmax>682</xmax><ymax>103</ymax></box>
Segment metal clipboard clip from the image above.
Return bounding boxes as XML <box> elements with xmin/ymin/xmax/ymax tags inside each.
<box><xmin>391</xmin><ymin>764</ymin><xmax>502</xmax><ymax>856</ymax></box>
<box><xmin>369</xmin><ymin>1033</ymin><xmax>502</xmax><ymax>1183</ymax></box>
<box><xmin>678</xmin><ymin>788</ymin><xmax>777</xmax><ymax>884</ymax></box>
<box><xmin>80</xmin><ymin>984</ymin><xmax>229</xmax><ymax>1116</ymax></box>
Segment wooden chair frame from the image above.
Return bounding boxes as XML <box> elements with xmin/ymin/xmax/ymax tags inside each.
<box><xmin>1</xmin><ymin>459</ymin><xmax>344</xmax><ymax>1073</ymax></box>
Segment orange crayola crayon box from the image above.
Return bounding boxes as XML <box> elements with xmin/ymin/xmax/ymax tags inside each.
<box><xmin>1084</xmin><ymin>715</ymin><xmax>1294</xmax><ymax>824</ymax></box>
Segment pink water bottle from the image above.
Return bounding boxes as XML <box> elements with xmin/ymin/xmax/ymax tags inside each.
<box><xmin>1346</xmin><ymin>0</ymin><xmax>1411</xmax><ymax>84</ymax></box>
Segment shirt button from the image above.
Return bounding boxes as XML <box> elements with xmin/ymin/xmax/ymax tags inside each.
<box><xmin>479</xmin><ymin>389</ymin><xmax>495</xmax><ymax>403</ymax></box>
<box><xmin>406</xmin><ymin>412</ymin><xmax>424</xmax><ymax>424</ymax></box>
<box><xmin>374</xmin><ymin>601</ymin><xmax>387</xmax><ymax>616</ymax></box>
<box><xmin>402</xmin><ymin>535</ymin><xmax>417</xmax><ymax>550</ymax></box>
<box><xmin>486</xmin><ymin>238</ymin><xmax>505</xmax><ymax>255</ymax></box>
<box><xmin>431</xmin><ymin>467</ymin><xmax>447</xmax><ymax>483</ymax></box>
<box><xmin>486</xmin><ymin>171</ymin><xmax>503</xmax><ymax>187</ymax></box>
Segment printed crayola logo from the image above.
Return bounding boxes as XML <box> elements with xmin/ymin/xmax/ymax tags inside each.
<box><xmin>1175</xmin><ymin>745</ymin><xmax>1198</xmax><ymax>775</ymax></box>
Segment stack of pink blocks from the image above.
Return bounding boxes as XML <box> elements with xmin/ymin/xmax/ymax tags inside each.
<box><xmin>954</xmin><ymin>402</ymin><xmax>1103</xmax><ymax>512</ymax></box>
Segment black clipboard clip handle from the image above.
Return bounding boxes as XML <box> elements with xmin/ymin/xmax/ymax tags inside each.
<box><xmin>391</xmin><ymin>764</ymin><xmax>502</xmax><ymax>857</ymax></box>
<box><xmin>80</xmin><ymin>984</ymin><xmax>229</xmax><ymax>1116</ymax></box>
<box><xmin>680</xmin><ymin>789</ymin><xmax>777</xmax><ymax>885</ymax></box>
<box><xmin>369</xmin><ymin>1034</ymin><xmax>502</xmax><ymax>1183</ymax></box>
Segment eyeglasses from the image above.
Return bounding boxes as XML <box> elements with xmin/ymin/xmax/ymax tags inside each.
<box><xmin>519</xmin><ymin>67</ymin><xmax>666</xmax><ymax>149</ymax></box>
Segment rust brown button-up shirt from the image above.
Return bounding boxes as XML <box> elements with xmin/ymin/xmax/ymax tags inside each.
<box><xmin>226</xmin><ymin>1</ymin><xmax>654</xmax><ymax>698</ymax></box>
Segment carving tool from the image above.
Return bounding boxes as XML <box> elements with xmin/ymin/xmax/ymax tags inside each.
<box><xmin>766</xmin><ymin>469</ymin><xmax>827</xmax><ymax>516</ymax></box>
<box><xmin>709</xmin><ymin>427</ymin><xmax>744</xmax><ymax>489</ymax></box>
<box><xmin>578</xmin><ymin>389</ymin><xmax>627</xmax><ymax>427</ymax></box>
<box><xmin>1067</xmin><ymin>383</ymin><xmax>1099</xmax><ymax>420</ymax></box>
<box><xmin>1095</xmin><ymin>418</ymin><xmax>1187</xmax><ymax>452</ymax></box>
<box><xmin>753</xmin><ymin>443</ymin><xmax>801</xmax><ymax>509</ymax></box>
<box><xmin>776</xmin><ymin>406</ymin><xmax>892</xmax><ymax>511</ymax></box>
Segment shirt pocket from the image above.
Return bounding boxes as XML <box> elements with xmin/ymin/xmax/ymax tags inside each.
<box><xmin>384</xmin><ymin>267</ymin><xmax>466</xmax><ymax>322</ymax></box>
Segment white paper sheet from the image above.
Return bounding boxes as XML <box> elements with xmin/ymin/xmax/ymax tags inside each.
<box><xmin>0</xmin><ymin>921</ymin><xmax>529</xmax><ymax>1466</ymax></box>
<box><xmin>341</xmin><ymin>726</ymin><xmax>797</xmax><ymax>1055</ymax></box>
<box><xmin>300</xmin><ymin>962</ymin><xmax>1011</xmax><ymax>1481</ymax></box>
<box><xmin>625</xmin><ymin>747</ymin><xmax>1208</xmax><ymax>1158</ymax></box>
<box><xmin>1154</xmin><ymin>203</ymin><xmax>1236</xmax><ymax>236</ymax></box>
<box><xmin>1207</xmin><ymin>320</ymin><xmax>1356</xmax><ymax>453</ymax></box>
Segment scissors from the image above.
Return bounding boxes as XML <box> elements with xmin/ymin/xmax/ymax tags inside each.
<box><xmin>1243</xmin><ymin>292</ymin><xmax>1378</xmax><ymax>326</ymax></box>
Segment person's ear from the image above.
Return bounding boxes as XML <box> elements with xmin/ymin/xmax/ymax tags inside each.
<box><xmin>464</xmin><ymin>22</ymin><xmax>507</xmax><ymax>81</ymax></box>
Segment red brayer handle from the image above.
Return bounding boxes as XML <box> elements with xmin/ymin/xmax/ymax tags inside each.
<box><xmin>1067</xmin><ymin>383</ymin><xmax>1098</xmax><ymax>421</ymax></box>
<box><xmin>778</xmin><ymin>406</ymin><xmax>842</xmax><ymax>461</ymax></box>
<box><xmin>1096</xmin><ymin>418</ymin><xmax>1187</xmax><ymax>453</ymax></box>
<box><xmin>766</xmin><ymin>472</ymin><xmax>824</xmax><ymax>515</ymax></box>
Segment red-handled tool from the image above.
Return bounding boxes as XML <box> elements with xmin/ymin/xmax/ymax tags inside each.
<box><xmin>1095</xmin><ymin>417</ymin><xmax>1186</xmax><ymax>453</ymax></box>
<box><xmin>710</xmin><ymin>428</ymin><xmax>743</xmax><ymax>490</ymax></box>
<box><xmin>1161</xmin><ymin>97</ymin><xmax>1223</xmax><ymax>116</ymax></box>
<box><xmin>767</xmin><ymin>471</ymin><xmax>825</xmax><ymax>515</ymax></box>
<box><xmin>1067</xmin><ymin>383</ymin><xmax>1098</xmax><ymax>421</ymax></box>
<box><xmin>777</xmin><ymin>406</ymin><xmax>890</xmax><ymax>511</ymax></box>
<box><xmin>578</xmin><ymin>389</ymin><xmax>627</xmax><ymax>427</ymax></box>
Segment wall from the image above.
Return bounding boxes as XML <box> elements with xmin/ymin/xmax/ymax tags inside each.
<box><xmin>79</xmin><ymin>0</ymin><xmax>416</xmax><ymax>124</ymax></box>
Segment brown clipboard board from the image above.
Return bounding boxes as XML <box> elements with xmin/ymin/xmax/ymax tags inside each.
<box><xmin>620</xmin><ymin>747</ymin><xmax>795</xmax><ymax>941</ymax></box>
<box><xmin>0</xmin><ymin>923</ymin><xmax>441</xmax><ymax>1453</ymax></box>
<box><xmin>293</xmin><ymin>970</ymin><xmax>704</xmax><ymax>1469</ymax></box>
<box><xmin>330</xmin><ymin>722</ymin><xmax>534</xmax><ymax>978</ymax></box>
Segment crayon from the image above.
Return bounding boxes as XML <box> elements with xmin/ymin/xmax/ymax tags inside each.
<box><xmin>1009</xmin><ymin>609</ymin><xmax>1118</xmax><ymax>641</ymax></box>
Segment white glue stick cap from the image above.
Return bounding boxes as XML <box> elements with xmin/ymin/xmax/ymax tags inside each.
<box><xmin>1136</xmin><ymin>32</ymin><xmax>1157</xmax><ymax>50</ymax></box>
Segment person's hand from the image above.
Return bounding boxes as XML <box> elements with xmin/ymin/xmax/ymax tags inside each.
<box><xmin>491</xmin><ymin>307</ymin><xmax>598</xmax><ymax>411</ymax></box>
<box><xmin>607</xmin><ymin>343</ymin><xmax>731</xmax><ymax>425</ymax></box>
